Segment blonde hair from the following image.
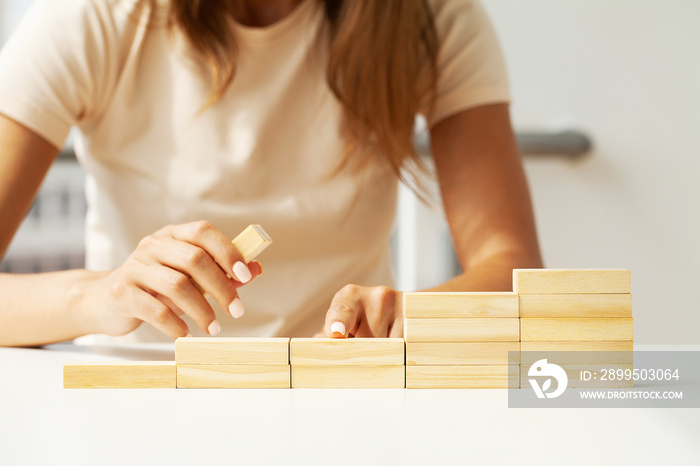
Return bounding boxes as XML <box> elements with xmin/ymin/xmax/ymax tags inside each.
<box><xmin>170</xmin><ymin>0</ymin><xmax>438</xmax><ymax>183</ymax></box>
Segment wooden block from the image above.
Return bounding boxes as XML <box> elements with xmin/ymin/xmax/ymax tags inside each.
<box><xmin>406</xmin><ymin>365</ymin><xmax>518</xmax><ymax>389</ymax></box>
<box><xmin>290</xmin><ymin>338</ymin><xmax>404</xmax><ymax>365</ymax></box>
<box><xmin>406</xmin><ymin>342</ymin><xmax>520</xmax><ymax>366</ymax></box>
<box><xmin>522</xmin><ymin>364</ymin><xmax>634</xmax><ymax>388</ymax></box>
<box><xmin>519</xmin><ymin>293</ymin><xmax>632</xmax><ymax>317</ymax></box>
<box><xmin>404</xmin><ymin>318</ymin><xmax>520</xmax><ymax>342</ymax></box>
<box><xmin>175</xmin><ymin>337</ymin><xmax>289</xmax><ymax>365</ymax></box>
<box><xmin>521</xmin><ymin>341</ymin><xmax>633</xmax><ymax>353</ymax></box>
<box><xmin>520</xmin><ymin>318</ymin><xmax>633</xmax><ymax>341</ymax></box>
<box><xmin>64</xmin><ymin>362</ymin><xmax>175</xmax><ymax>389</ymax></box>
<box><xmin>291</xmin><ymin>365</ymin><xmax>405</xmax><ymax>388</ymax></box>
<box><xmin>177</xmin><ymin>364</ymin><xmax>290</xmax><ymax>388</ymax></box>
<box><xmin>520</xmin><ymin>348</ymin><xmax>633</xmax><ymax>366</ymax></box>
<box><xmin>404</xmin><ymin>292</ymin><xmax>518</xmax><ymax>318</ymax></box>
<box><xmin>233</xmin><ymin>224</ymin><xmax>272</xmax><ymax>262</ymax></box>
<box><xmin>194</xmin><ymin>224</ymin><xmax>272</xmax><ymax>294</ymax></box>
<box><xmin>513</xmin><ymin>269</ymin><xmax>631</xmax><ymax>294</ymax></box>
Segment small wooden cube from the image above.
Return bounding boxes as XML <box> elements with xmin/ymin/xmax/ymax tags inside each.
<box><xmin>232</xmin><ymin>224</ymin><xmax>272</xmax><ymax>262</ymax></box>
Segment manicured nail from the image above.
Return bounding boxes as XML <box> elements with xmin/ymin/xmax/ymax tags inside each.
<box><xmin>330</xmin><ymin>322</ymin><xmax>346</xmax><ymax>337</ymax></box>
<box><xmin>228</xmin><ymin>297</ymin><xmax>245</xmax><ymax>319</ymax></box>
<box><xmin>185</xmin><ymin>332</ymin><xmax>192</xmax><ymax>338</ymax></box>
<box><xmin>208</xmin><ymin>320</ymin><xmax>221</xmax><ymax>336</ymax></box>
<box><xmin>232</xmin><ymin>261</ymin><xmax>252</xmax><ymax>283</ymax></box>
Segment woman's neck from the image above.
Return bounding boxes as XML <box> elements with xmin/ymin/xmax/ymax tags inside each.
<box><xmin>230</xmin><ymin>0</ymin><xmax>304</xmax><ymax>27</ymax></box>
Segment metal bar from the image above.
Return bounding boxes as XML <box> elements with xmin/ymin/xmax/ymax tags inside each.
<box><xmin>414</xmin><ymin>129</ymin><xmax>592</xmax><ymax>159</ymax></box>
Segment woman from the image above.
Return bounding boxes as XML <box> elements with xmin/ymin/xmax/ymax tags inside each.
<box><xmin>0</xmin><ymin>0</ymin><xmax>542</xmax><ymax>346</ymax></box>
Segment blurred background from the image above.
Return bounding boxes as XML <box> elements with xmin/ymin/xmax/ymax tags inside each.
<box><xmin>1</xmin><ymin>0</ymin><xmax>698</xmax><ymax>345</ymax></box>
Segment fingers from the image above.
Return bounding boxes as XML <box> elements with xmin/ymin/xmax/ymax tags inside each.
<box><xmin>102</xmin><ymin>221</ymin><xmax>266</xmax><ymax>341</ymax></box>
<box><xmin>166</xmin><ymin>221</ymin><xmax>254</xmax><ymax>284</ymax></box>
<box><xmin>137</xmin><ymin>222</ymin><xmax>265</xmax><ymax>323</ymax></box>
<box><xmin>148</xmin><ymin>236</ymin><xmax>244</xmax><ymax>319</ymax></box>
<box><xmin>106</xmin><ymin>279</ymin><xmax>190</xmax><ymax>340</ymax></box>
<box><xmin>132</xmin><ymin>263</ymin><xmax>220</xmax><ymax>335</ymax></box>
<box><xmin>323</xmin><ymin>285</ymin><xmax>402</xmax><ymax>338</ymax></box>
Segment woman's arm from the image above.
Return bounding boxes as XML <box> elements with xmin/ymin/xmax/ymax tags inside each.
<box><xmin>0</xmin><ymin>115</ymin><xmax>58</xmax><ymax>257</ymax></box>
<box><xmin>320</xmin><ymin>103</ymin><xmax>542</xmax><ymax>337</ymax></box>
<box><xmin>0</xmin><ymin>115</ymin><xmax>261</xmax><ymax>346</ymax></box>
<box><xmin>0</xmin><ymin>114</ymin><xmax>96</xmax><ymax>345</ymax></box>
<box><xmin>427</xmin><ymin>102</ymin><xmax>543</xmax><ymax>291</ymax></box>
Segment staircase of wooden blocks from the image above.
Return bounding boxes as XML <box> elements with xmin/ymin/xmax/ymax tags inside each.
<box><xmin>516</xmin><ymin>269</ymin><xmax>633</xmax><ymax>388</ymax></box>
<box><xmin>404</xmin><ymin>292</ymin><xmax>520</xmax><ymax>388</ymax></box>
<box><xmin>63</xmin><ymin>269</ymin><xmax>634</xmax><ymax>389</ymax></box>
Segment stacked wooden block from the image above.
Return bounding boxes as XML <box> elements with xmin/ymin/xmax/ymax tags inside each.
<box><xmin>63</xmin><ymin>266</ymin><xmax>635</xmax><ymax>390</ymax></box>
<box><xmin>290</xmin><ymin>338</ymin><xmax>405</xmax><ymax>388</ymax></box>
<box><xmin>176</xmin><ymin>338</ymin><xmax>290</xmax><ymax>388</ymax></box>
<box><xmin>516</xmin><ymin>269</ymin><xmax>634</xmax><ymax>388</ymax></box>
<box><xmin>404</xmin><ymin>292</ymin><xmax>520</xmax><ymax>388</ymax></box>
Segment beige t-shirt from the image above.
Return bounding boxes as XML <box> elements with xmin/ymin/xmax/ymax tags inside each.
<box><xmin>0</xmin><ymin>0</ymin><xmax>509</xmax><ymax>341</ymax></box>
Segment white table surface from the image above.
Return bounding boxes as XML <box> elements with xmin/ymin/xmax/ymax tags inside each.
<box><xmin>1</xmin><ymin>343</ymin><xmax>698</xmax><ymax>466</ymax></box>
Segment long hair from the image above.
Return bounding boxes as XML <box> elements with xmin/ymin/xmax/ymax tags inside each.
<box><xmin>170</xmin><ymin>0</ymin><xmax>438</xmax><ymax>184</ymax></box>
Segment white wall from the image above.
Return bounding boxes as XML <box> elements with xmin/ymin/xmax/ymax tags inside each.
<box><xmin>482</xmin><ymin>0</ymin><xmax>700</xmax><ymax>344</ymax></box>
<box><xmin>0</xmin><ymin>0</ymin><xmax>32</xmax><ymax>43</ymax></box>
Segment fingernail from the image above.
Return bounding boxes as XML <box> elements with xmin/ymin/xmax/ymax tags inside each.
<box><xmin>185</xmin><ymin>332</ymin><xmax>192</xmax><ymax>338</ymax></box>
<box><xmin>228</xmin><ymin>297</ymin><xmax>245</xmax><ymax>319</ymax></box>
<box><xmin>208</xmin><ymin>320</ymin><xmax>221</xmax><ymax>336</ymax></box>
<box><xmin>232</xmin><ymin>261</ymin><xmax>252</xmax><ymax>283</ymax></box>
<box><xmin>330</xmin><ymin>321</ymin><xmax>346</xmax><ymax>337</ymax></box>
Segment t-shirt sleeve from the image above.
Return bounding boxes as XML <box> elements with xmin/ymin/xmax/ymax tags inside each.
<box><xmin>0</xmin><ymin>0</ymin><xmax>117</xmax><ymax>149</ymax></box>
<box><xmin>426</xmin><ymin>0</ymin><xmax>510</xmax><ymax>127</ymax></box>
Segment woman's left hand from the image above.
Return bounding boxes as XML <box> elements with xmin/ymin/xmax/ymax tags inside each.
<box><xmin>318</xmin><ymin>285</ymin><xmax>404</xmax><ymax>338</ymax></box>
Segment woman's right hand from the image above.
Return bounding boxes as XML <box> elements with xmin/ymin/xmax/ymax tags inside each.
<box><xmin>83</xmin><ymin>221</ymin><xmax>262</xmax><ymax>339</ymax></box>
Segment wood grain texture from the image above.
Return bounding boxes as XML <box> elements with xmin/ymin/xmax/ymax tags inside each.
<box><xmin>521</xmin><ymin>341</ymin><xmax>633</xmax><ymax>353</ymax></box>
<box><xmin>291</xmin><ymin>365</ymin><xmax>405</xmax><ymax>388</ymax></box>
<box><xmin>64</xmin><ymin>362</ymin><xmax>175</xmax><ymax>389</ymax></box>
<box><xmin>406</xmin><ymin>342</ymin><xmax>520</xmax><ymax>366</ymax></box>
<box><xmin>406</xmin><ymin>365</ymin><xmax>518</xmax><ymax>389</ymax></box>
<box><xmin>177</xmin><ymin>364</ymin><xmax>290</xmax><ymax>388</ymax></box>
<box><xmin>513</xmin><ymin>269</ymin><xmax>631</xmax><ymax>294</ymax></box>
<box><xmin>519</xmin><ymin>293</ymin><xmax>632</xmax><ymax>317</ymax></box>
<box><xmin>194</xmin><ymin>224</ymin><xmax>272</xmax><ymax>294</ymax></box>
<box><xmin>290</xmin><ymin>338</ymin><xmax>404</xmax><ymax>365</ymax></box>
<box><xmin>404</xmin><ymin>318</ymin><xmax>520</xmax><ymax>342</ymax></box>
<box><xmin>233</xmin><ymin>224</ymin><xmax>272</xmax><ymax>262</ymax></box>
<box><xmin>520</xmin><ymin>318</ymin><xmax>633</xmax><ymax>341</ymax></box>
<box><xmin>403</xmin><ymin>292</ymin><xmax>518</xmax><ymax>318</ymax></box>
<box><xmin>522</xmin><ymin>364</ymin><xmax>634</xmax><ymax>388</ymax></box>
<box><xmin>520</xmin><ymin>348</ymin><xmax>633</xmax><ymax>366</ymax></box>
<box><xmin>175</xmin><ymin>337</ymin><xmax>289</xmax><ymax>365</ymax></box>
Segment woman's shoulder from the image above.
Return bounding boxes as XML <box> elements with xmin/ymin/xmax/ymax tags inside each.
<box><xmin>32</xmin><ymin>0</ymin><xmax>169</xmax><ymax>31</ymax></box>
<box><xmin>427</xmin><ymin>0</ymin><xmax>489</xmax><ymax>36</ymax></box>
